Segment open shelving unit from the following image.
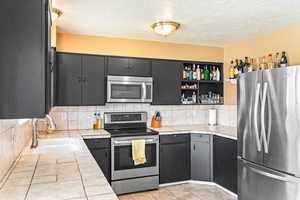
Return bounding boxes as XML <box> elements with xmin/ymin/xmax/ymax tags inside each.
<box><xmin>181</xmin><ymin>62</ymin><xmax>224</xmax><ymax>105</ymax></box>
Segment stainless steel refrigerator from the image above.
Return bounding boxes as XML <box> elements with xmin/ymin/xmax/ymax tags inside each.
<box><xmin>237</xmin><ymin>66</ymin><xmax>300</xmax><ymax>200</ymax></box>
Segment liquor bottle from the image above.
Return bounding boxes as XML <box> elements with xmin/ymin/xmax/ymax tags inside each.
<box><xmin>275</xmin><ymin>52</ymin><xmax>280</xmax><ymax>68</ymax></box>
<box><xmin>216</xmin><ymin>67</ymin><xmax>221</xmax><ymax>81</ymax></box>
<box><xmin>211</xmin><ymin>66</ymin><xmax>216</xmax><ymax>80</ymax></box>
<box><xmin>196</xmin><ymin>65</ymin><xmax>201</xmax><ymax>80</ymax></box>
<box><xmin>204</xmin><ymin>66</ymin><xmax>210</xmax><ymax>81</ymax></box>
<box><xmin>256</xmin><ymin>58</ymin><xmax>261</xmax><ymax>70</ymax></box>
<box><xmin>244</xmin><ymin>57</ymin><xmax>249</xmax><ymax>73</ymax></box>
<box><xmin>210</xmin><ymin>66</ymin><xmax>214</xmax><ymax>80</ymax></box>
<box><xmin>267</xmin><ymin>54</ymin><xmax>274</xmax><ymax>69</ymax></box>
<box><xmin>201</xmin><ymin>68</ymin><xmax>204</xmax><ymax>80</ymax></box>
<box><xmin>248</xmin><ymin>58</ymin><xmax>253</xmax><ymax>72</ymax></box>
<box><xmin>189</xmin><ymin>66</ymin><xmax>193</xmax><ymax>80</ymax></box>
<box><xmin>193</xmin><ymin>64</ymin><xmax>197</xmax><ymax>80</ymax></box>
<box><xmin>280</xmin><ymin>51</ymin><xmax>288</xmax><ymax>67</ymax></box>
<box><xmin>183</xmin><ymin>66</ymin><xmax>187</xmax><ymax>79</ymax></box>
<box><xmin>234</xmin><ymin>59</ymin><xmax>239</xmax><ymax>78</ymax></box>
<box><xmin>260</xmin><ymin>56</ymin><xmax>267</xmax><ymax>70</ymax></box>
<box><xmin>192</xmin><ymin>91</ymin><xmax>197</xmax><ymax>104</ymax></box>
<box><xmin>239</xmin><ymin>60</ymin><xmax>244</xmax><ymax>74</ymax></box>
<box><xmin>229</xmin><ymin>60</ymin><xmax>235</xmax><ymax>79</ymax></box>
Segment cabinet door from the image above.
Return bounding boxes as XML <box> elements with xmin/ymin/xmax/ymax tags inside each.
<box><xmin>160</xmin><ymin>142</ymin><xmax>190</xmax><ymax>184</ymax></box>
<box><xmin>128</xmin><ymin>58</ymin><xmax>152</xmax><ymax>77</ymax></box>
<box><xmin>82</xmin><ymin>55</ymin><xmax>105</xmax><ymax>105</ymax></box>
<box><xmin>152</xmin><ymin>60</ymin><xmax>182</xmax><ymax>105</ymax></box>
<box><xmin>213</xmin><ymin>136</ymin><xmax>237</xmax><ymax>193</ymax></box>
<box><xmin>191</xmin><ymin>135</ymin><xmax>212</xmax><ymax>181</ymax></box>
<box><xmin>89</xmin><ymin>148</ymin><xmax>111</xmax><ymax>182</ymax></box>
<box><xmin>56</xmin><ymin>53</ymin><xmax>82</xmax><ymax>106</ymax></box>
<box><xmin>0</xmin><ymin>0</ymin><xmax>47</xmax><ymax>119</ymax></box>
<box><xmin>107</xmin><ymin>57</ymin><xmax>129</xmax><ymax>76</ymax></box>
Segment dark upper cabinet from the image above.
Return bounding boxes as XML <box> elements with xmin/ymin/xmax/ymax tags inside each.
<box><xmin>82</xmin><ymin>55</ymin><xmax>106</xmax><ymax>105</ymax></box>
<box><xmin>56</xmin><ymin>53</ymin><xmax>105</xmax><ymax>106</ymax></box>
<box><xmin>128</xmin><ymin>58</ymin><xmax>152</xmax><ymax>76</ymax></box>
<box><xmin>57</xmin><ymin>53</ymin><xmax>82</xmax><ymax>106</ymax></box>
<box><xmin>159</xmin><ymin>134</ymin><xmax>190</xmax><ymax>184</ymax></box>
<box><xmin>107</xmin><ymin>57</ymin><xmax>151</xmax><ymax>77</ymax></box>
<box><xmin>107</xmin><ymin>57</ymin><xmax>129</xmax><ymax>76</ymax></box>
<box><xmin>0</xmin><ymin>0</ymin><xmax>48</xmax><ymax>119</ymax></box>
<box><xmin>152</xmin><ymin>60</ymin><xmax>182</xmax><ymax>105</ymax></box>
<box><xmin>213</xmin><ymin>135</ymin><xmax>238</xmax><ymax>193</ymax></box>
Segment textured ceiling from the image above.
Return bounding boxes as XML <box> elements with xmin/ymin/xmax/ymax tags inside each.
<box><xmin>53</xmin><ymin>0</ymin><xmax>300</xmax><ymax>46</ymax></box>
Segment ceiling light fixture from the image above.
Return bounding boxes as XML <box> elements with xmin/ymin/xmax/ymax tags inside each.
<box><xmin>51</xmin><ymin>8</ymin><xmax>63</xmax><ymax>22</ymax></box>
<box><xmin>151</xmin><ymin>21</ymin><xmax>180</xmax><ymax>36</ymax></box>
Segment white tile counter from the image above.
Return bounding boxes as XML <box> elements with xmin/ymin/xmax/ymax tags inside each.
<box><xmin>0</xmin><ymin>130</ymin><xmax>117</xmax><ymax>200</ymax></box>
<box><xmin>153</xmin><ymin>124</ymin><xmax>237</xmax><ymax>140</ymax></box>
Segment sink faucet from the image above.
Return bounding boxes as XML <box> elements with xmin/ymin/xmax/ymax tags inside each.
<box><xmin>31</xmin><ymin>114</ymin><xmax>56</xmax><ymax>148</ymax></box>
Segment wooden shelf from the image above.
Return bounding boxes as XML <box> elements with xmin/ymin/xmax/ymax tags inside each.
<box><xmin>181</xmin><ymin>88</ymin><xmax>199</xmax><ymax>90</ymax></box>
<box><xmin>198</xmin><ymin>80</ymin><xmax>223</xmax><ymax>83</ymax></box>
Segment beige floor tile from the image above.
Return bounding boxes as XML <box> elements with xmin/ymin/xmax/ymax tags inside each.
<box><xmin>118</xmin><ymin>184</ymin><xmax>237</xmax><ymax>200</ymax></box>
<box><xmin>88</xmin><ymin>193</ymin><xmax>118</xmax><ymax>200</ymax></box>
<box><xmin>32</xmin><ymin>175</ymin><xmax>57</xmax><ymax>184</ymax></box>
<box><xmin>26</xmin><ymin>180</ymin><xmax>85</xmax><ymax>200</ymax></box>
<box><xmin>85</xmin><ymin>184</ymin><xmax>114</xmax><ymax>196</ymax></box>
<box><xmin>0</xmin><ymin>185</ymin><xmax>28</xmax><ymax>200</ymax></box>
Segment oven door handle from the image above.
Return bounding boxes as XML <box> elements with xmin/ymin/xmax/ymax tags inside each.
<box><xmin>113</xmin><ymin>139</ymin><xmax>157</xmax><ymax>145</ymax></box>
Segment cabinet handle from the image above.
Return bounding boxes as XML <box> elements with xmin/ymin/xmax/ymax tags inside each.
<box><xmin>193</xmin><ymin>144</ymin><xmax>196</xmax><ymax>151</ymax></box>
<box><xmin>77</xmin><ymin>77</ymin><xmax>81</xmax><ymax>82</ymax></box>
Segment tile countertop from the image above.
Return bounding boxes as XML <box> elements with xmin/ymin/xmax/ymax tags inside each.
<box><xmin>152</xmin><ymin>124</ymin><xmax>237</xmax><ymax>140</ymax></box>
<box><xmin>0</xmin><ymin>130</ymin><xmax>118</xmax><ymax>200</ymax></box>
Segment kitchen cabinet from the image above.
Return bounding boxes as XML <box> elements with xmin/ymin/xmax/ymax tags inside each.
<box><xmin>191</xmin><ymin>134</ymin><xmax>213</xmax><ymax>181</ymax></box>
<box><xmin>0</xmin><ymin>0</ymin><xmax>49</xmax><ymax>118</ymax></box>
<box><xmin>56</xmin><ymin>53</ymin><xmax>105</xmax><ymax>106</ymax></box>
<box><xmin>84</xmin><ymin>138</ymin><xmax>111</xmax><ymax>182</ymax></box>
<box><xmin>152</xmin><ymin>60</ymin><xmax>182</xmax><ymax>105</ymax></box>
<box><xmin>107</xmin><ymin>57</ymin><xmax>151</xmax><ymax>77</ymax></box>
<box><xmin>159</xmin><ymin>134</ymin><xmax>190</xmax><ymax>184</ymax></box>
<box><xmin>213</xmin><ymin>135</ymin><xmax>237</xmax><ymax>193</ymax></box>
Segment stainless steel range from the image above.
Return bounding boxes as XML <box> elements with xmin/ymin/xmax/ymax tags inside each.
<box><xmin>104</xmin><ymin>112</ymin><xmax>159</xmax><ymax>195</ymax></box>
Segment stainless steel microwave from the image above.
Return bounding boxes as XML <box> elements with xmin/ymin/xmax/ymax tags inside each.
<box><xmin>107</xmin><ymin>76</ymin><xmax>153</xmax><ymax>103</ymax></box>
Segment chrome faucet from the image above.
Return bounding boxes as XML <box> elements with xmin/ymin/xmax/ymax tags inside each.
<box><xmin>31</xmin><ymin>114</ymin><xmax>56</xmax><ymax>148</ymax></box>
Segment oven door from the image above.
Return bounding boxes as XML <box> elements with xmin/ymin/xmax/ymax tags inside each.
<box><xmin>111</xmin><ymin>136</ymin><xmax>159</xmax><ymax>181</ymax></box>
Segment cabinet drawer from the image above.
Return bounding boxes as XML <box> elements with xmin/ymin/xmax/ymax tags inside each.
<box><xmin>160</xmin><ymin>134</ymin><xmax>190</xmax><ymax>144</ymax></box>
<box><xmin>84</xmin><ymin>138</ymin><xmax>110</xmax><ymax>149</ymax></box>
<box><xmin>191</xmin><ymin>134</ymin><xmax>211</xmax><ymax>143</ymax></box>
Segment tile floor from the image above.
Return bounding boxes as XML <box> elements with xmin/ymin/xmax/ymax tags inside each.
<box><xmin>118</xmin><ymin>183</ymin><xmax>237</xmax><ymax>200</ymax></box>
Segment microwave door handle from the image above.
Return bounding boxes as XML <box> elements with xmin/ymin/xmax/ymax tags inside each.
<box><xmin>142</xmin><ymin>83</ymin><xmax>147</xmax><ymax>100</ymax></box>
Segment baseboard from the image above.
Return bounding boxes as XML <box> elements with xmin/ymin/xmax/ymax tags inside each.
<box><xmin>159</xmin><ymin>180</ymin><xmax>237</xmax><ymax>198</ymax></box>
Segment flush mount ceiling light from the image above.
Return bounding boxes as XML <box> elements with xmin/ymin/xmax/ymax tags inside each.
<box><xmin>51</xmin><ymin>8</ymin><xmax>63</xmax><ymax>22</ymax></box>
<box><xmin>151</xmin><ymin>21</ymin><xmax>180</xmax><ymax>36</ymax></box>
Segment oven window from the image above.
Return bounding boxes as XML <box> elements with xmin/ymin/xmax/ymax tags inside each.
<box><xmin>111</xmin><ymin>84</ymin><xmax>142</xmax><ymax>99</ymax></box>
<box><xmin>114</xmin><ymin>144</ymin><xmax>156</xmax><ymax>170</ymax></box>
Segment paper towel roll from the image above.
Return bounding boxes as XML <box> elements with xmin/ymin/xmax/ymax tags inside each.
<box><xmin>208</xmin><ymin>109</ymin><xmax>217</xmax><ymax>126</ymax></box>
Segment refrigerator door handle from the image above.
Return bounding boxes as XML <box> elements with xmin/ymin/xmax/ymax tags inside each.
<box><xmin>261</xmin><ymin>82</ymin><xmax>269</xmax><ymax>153</ymax></box>
<box><xmin>249</xmin><ymin>165</ymin><xmax>299</xmax><ymax>183</ymax></box>
<box><xmin>254</xmin><ymin>83</ymin><xmax>262</xmax><ymax>152</ymax></box>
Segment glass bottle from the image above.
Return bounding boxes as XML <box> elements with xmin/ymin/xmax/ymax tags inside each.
<box><xmin>244</xmin><ymin>57</ymin><xmax>249</xmax><ymax>73</ymax></box>
<box><xmin>229</xmin><ymin>60</ymin><xmax>235</xmax><ymax>79</ymax></box>
<box><xmin>275</xmin><ymin>52</ymin><xmax>280</xmax><ymax>68</ymax></box>
<box><xmin>267</xmin><ymin>54</ymin><xmax>274</xmax><ymax>69</ymax></box>
<box><xmin>280</xmin><ymin>51</ymin><xmax>288</xmax><ymax>67</ymax></box>
<box><xmin>193</xmin><ymin>64</ymin><xmax>197</xmax><ymax>80</ymax></box>
<box><xmin>192</xmin><ymin>91</ymin><xmax>197</xmax><ymax>104</ymax></box>
<box><xmin>196</xmin><ymin>65</ymin><xmax>201</xmax><ymax>80</ymax></box>
<box><xmin>234</xmin><ymin>59</ymin><xmax>239</xmax><ymax>78</ymax></box>
<box><xmin>204</xmin><ymin>66</ymin><xmax>210</xmax><ymax>81</ymax></box>
<box><xmin>189</xmin><ymin>66</ymin><xmax>193</xmax><ymax>80</ymax></box>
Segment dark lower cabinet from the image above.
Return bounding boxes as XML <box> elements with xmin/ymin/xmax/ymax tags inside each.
<box><xmin>56</xmin><ymin>53</ymin><xmax>105</xmax><ymax>106</ymax></box>
<box><xmin>152</xmin><ymin>60</ymin><xmax>182</xmax><ymax>105</ymax></box>
<box><xmin>0</xmin><ymin>0</ymin><xmax>49</xmax><ymax>119</ymax></box>
<box><xmin>84</xmin><ymin>138</ymin><xmax>111</xmax><ymax>182</ymax></box>
<box><xmin>213</xmin><ymin>135</ymin><xmax>237</xmax><ymax>193</ymax></box>
<box><xmin>159</xmin><ymin>134</ymin><xmax>190</xmax><ymax>184</ymax></box>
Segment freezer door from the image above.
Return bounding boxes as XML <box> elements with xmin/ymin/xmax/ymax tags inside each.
<box><xmin>262</xmin><ymin>67</ymin><xmax>300</xmax><ymax>176</ymax></box>
<box><xmin>238</xmin><ymin>158</ymin><xmax>300</xmax><ymax>200</ymax></box>
<box><xmin>237</xmin><ymin>71</ymin><xmax>263</xmax><ymax>164</ymax></box>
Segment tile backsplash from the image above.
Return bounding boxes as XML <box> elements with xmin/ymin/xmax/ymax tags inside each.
<box><xmin>0</xmin><ymin>119</ymin><xmax>32</xmax><ymax>183</ymax></box>
<box><xmin>38</xmin><ymin>104</ymin><xmax>237</xmax><ymax>131</ymax></box>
